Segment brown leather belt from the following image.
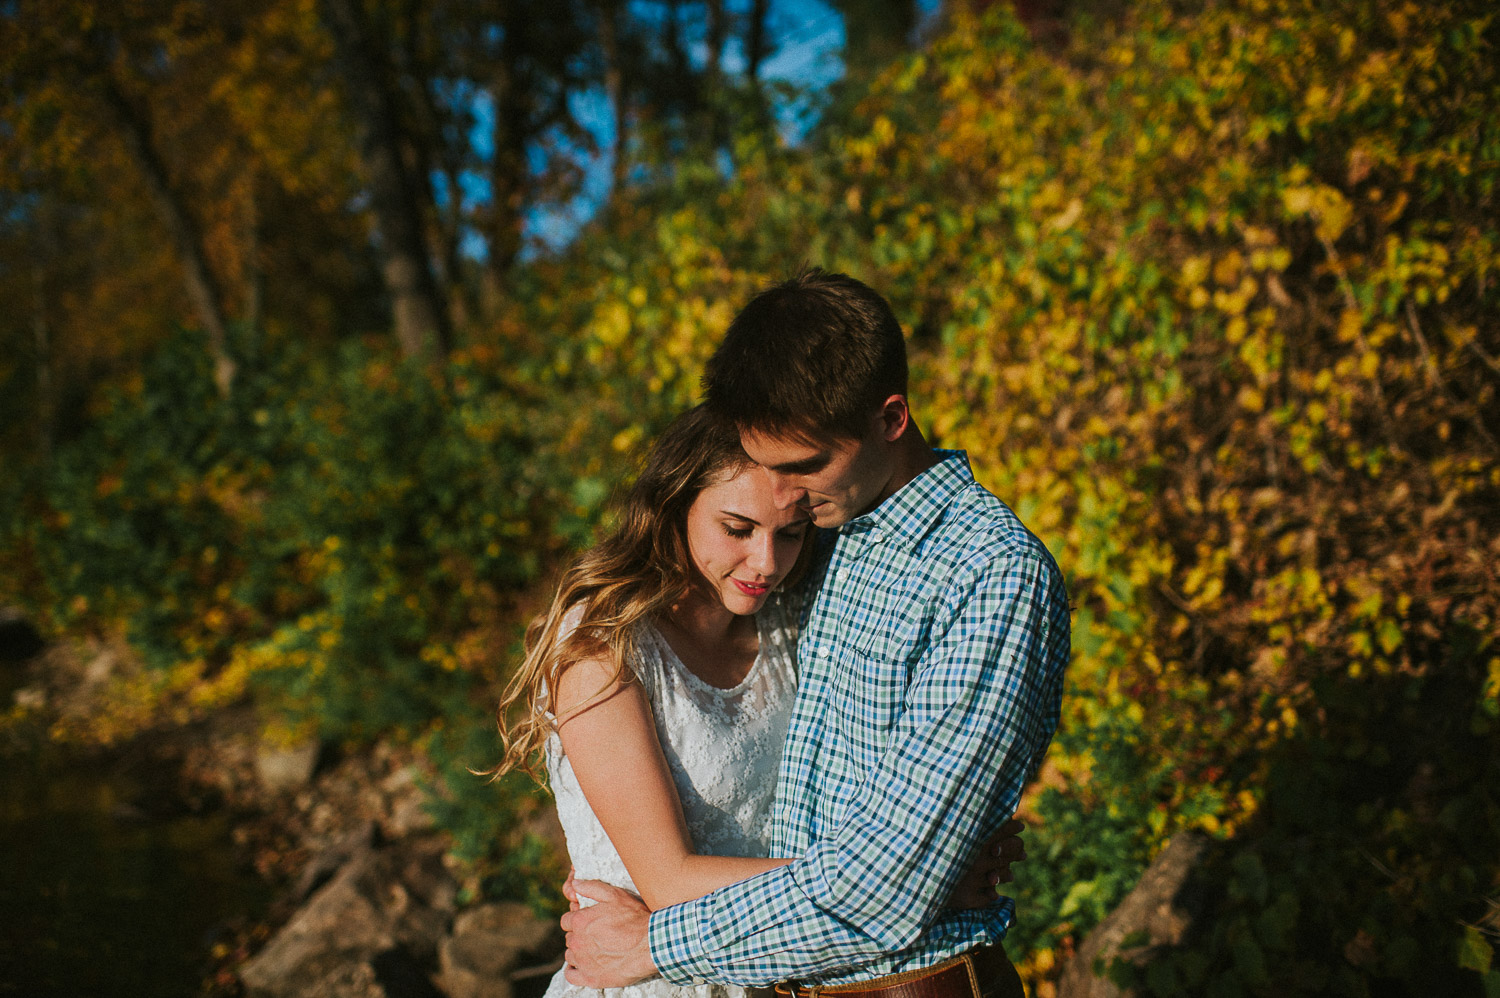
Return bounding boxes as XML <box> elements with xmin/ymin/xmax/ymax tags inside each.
<box><xmin>773</xmin><ymin>947</ymin><xmax>1018</xmax><ymax>998</ymax></box>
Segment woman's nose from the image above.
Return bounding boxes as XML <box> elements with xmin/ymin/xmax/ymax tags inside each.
<box><xmin>746</xmin><ymin>533</ymin><xmax>777</xmax><ymax>576</ymax></box>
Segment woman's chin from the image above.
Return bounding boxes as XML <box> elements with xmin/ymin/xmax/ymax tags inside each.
<box><xmin>720</xmin><ymin>587</ymin><xmax>769</xmax><ymax>616</ymax></box>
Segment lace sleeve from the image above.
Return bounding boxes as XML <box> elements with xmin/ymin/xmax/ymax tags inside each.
<box><xmin>554</xmin><ymin>604</ymin><xmax>660</xmax><ymax>705</ymax></box>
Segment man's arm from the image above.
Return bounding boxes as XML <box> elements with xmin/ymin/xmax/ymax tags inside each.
<box><xmin>560</xmin><ymin>822</ymin><xmax>1030</xmax><ymax>988</ymax></box>
<box><xmin>600</xmin><ymin>548</ymin><xmax>1067</xmax><ymax>987</ymax></box>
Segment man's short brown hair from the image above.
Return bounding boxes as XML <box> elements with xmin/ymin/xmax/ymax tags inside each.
<box><xmin>702</xmin><ymin>269</ymin><xmax>908</xmax><ymax>441</ymax></box>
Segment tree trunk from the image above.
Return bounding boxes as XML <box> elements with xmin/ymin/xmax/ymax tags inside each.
<box><xmin>598</xmin><ymin>0</ymin><xmax>629</xmax><ymax>205</ymax></box>
<box><xmin>99</xmin><ymin>73</ymin><xmax>237</xmax><ymax>396</ymax></box>
<box><xmin>663</xmin><ymin>0</ymin><xmax>694</xmax><ymax>117</ymax></box>
<box><xmin>320</xmin><ymin>0</ymin><xmax>451</xmax><ymax>361</ymax></box>
<box><xmin>414</xmin><ymin>74</ymin><xmax>480</xmax><ymax>325</ymax></box>
<box><xmin>478</xmin><ymin>19</ymin><xmax>530</xmax><ymax>292</ymax></box>
<box><xmin>746</xmin><ymin>0</ymin><xmax>769</xmax><ymax>84</ymax></box>
<box><xmin>704</xmin><ymin>0</ymin><xmax>725</xmax><ymax>84</ymax></box>
<box><xmin>1057</xmin><ymin>834</ymin><xmax>1210</xmax><ymax>998</ymax></box>
<box><xmin>744</xmin><ymin>0</ymin><xmax>772</xmax><ymax>136</ymax></box>
<box><xmin>243</xmin><ymin>168</ymin><xmax>263</xmax><ymax>351</ymax></box>
<box><xmin>704</xmin><ymin>0</ymin><xmax>727</xmax><ymax>148</ymax></box>
<box><xmin>32</xmin><ymin>255</ymin><xmax>53</xmax><ymax>465</ymax></box>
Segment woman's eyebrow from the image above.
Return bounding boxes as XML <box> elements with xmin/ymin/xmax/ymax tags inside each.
<box><xmin>719</xmin><ymin>509</ymin><xmax>762</xmax><ymax>524</ymax></box>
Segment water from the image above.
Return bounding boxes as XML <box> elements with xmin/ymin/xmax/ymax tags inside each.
<box><xmin>0</xmin><ymin>719</ymin><xmax>271</xmax><ymax>996</ymax></box>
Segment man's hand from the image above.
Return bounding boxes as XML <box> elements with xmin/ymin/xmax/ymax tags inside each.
<box><xmin>559</xmin><ymin>879</ymin><xmax>658</xmax><ymax>988</ymax></box>
<box><xmin>945</xmin><ymin>818</ymin><xmax>1028</xmax><ymax>909</ymax></box>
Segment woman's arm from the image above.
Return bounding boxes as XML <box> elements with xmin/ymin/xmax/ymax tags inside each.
<box><xmin>553</xmin><ymin>651</ymin><xmax>789</xmax><ymax>911</ymax></box>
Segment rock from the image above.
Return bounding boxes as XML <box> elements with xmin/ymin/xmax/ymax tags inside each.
<box><xmin>438</xmin><ymin>902</ymin><xmax>564</xmax><ymax>998</ymax></box>
<box><xmin>1057</xmin><ymin>833</ymin><xmax>1210</xmax><ymax>998</ymax></box>
<box><xmin>12</xmin><ymin>685</ymin><xmax>46</xmax><ymax>710</ymax></box>
<box><xmin>84</xmin><ymin>645</ymin><xmax>118</xmax><ymax>686</ymax></box>
<box><xmin>295</xmin><ymin>820</ymin><xmax>380</xmax><ymax>901</ymax></box>
<box><xmin>264</xmin><ymin>946</ymin><xmax>445</xmax><ymax>998</ymax></box>
<box><xmin>382</xmin><ymin>765</ymin><xmax>420</xmax><ymax>794</ymax></box>
<box><xmin>393</xmin><ymin>840</ymin><xmax>460</xmax><ymax>916</ymax></box>
<box><xmin>388</xmin><ymin>794</ymin><xmax>437</xmax><ymax>838</ymax></box>
<box><xmin>240</xmin><ymin>843</ymin><xmax>455</xmax><ymax>998</ymax></box>
<box><xmin>257</xmin><ymin>738</ymin><xmax>322</xmax><ymax>794</ymax></box>
<box><xmin>384</xmin><ymin>766</ymin><xmax>437</xmax><ymax>838</ymax></box>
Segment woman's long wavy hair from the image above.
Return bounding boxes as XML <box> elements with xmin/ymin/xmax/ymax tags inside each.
<box><xmin>486</xmin><ymin>405</ymin><xmax>807</xmax><ymax>783</ymax></box>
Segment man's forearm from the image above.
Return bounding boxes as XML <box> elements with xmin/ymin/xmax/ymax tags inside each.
<box><xmin>648</xmin><ymin>837</ymin><xmax>1005</xmax><ymax>987</ymax></box>
<box><xmin>649</xmin><ymin>862</ymin><xmax>888</xmax><ymax>986</ymax></box>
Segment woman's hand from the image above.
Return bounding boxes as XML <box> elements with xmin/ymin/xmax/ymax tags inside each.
<box><xmin>945</xmin><ymin>819</ymin><xmax>1027</xmax><ymax>909</ymax></box>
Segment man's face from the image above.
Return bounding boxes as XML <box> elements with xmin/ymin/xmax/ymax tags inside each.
<box><xmin>740</xmin><ymin>422</ymin><xmax>894</xmax><ymax>528</ymax></box>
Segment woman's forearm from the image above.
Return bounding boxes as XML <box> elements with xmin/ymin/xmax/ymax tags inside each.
<box><xmin>640</xmin><ymin>854</ymin><xmax>791</xmax><ymax>910</ymax></box>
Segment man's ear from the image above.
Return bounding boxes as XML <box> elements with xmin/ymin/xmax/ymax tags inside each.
<box><xmin>875</xmin><ymin>394</ymin><xmax>911</xmax><ymax>442</ymax></box>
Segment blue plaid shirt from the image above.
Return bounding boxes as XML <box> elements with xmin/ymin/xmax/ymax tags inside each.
<box><xmin>648</xmin><ymin>451</ymin><xmax>1070</xmax><ymax>985</ymax></box>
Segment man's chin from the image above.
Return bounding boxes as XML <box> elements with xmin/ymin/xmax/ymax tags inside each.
<box><xmin>806</xmin><ymin>502</ymin><xmax>844</xmax><ymax>527</ymax></box>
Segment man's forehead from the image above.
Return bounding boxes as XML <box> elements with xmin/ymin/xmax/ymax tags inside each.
<box><xmin>739</xmin><ymin>428</ymin><xmax>837</xmax><ymax>464</ymax></box>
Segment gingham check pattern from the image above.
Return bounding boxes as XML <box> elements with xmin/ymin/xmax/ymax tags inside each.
<box><xmin>649</xmin><ymin>451</ymin><xmax>1071</xmax><ymax>986</ymax></box>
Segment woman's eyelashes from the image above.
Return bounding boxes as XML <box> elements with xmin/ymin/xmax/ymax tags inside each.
<box><xmin>721</xmin><ymin>521</ymin><xmax>806</xmax><ymax>542</ymax></box>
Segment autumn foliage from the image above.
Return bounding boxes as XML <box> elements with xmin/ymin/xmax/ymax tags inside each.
<box><xmin>3</xmin><ymin>0</ymin><xmax>1497</xmax><ymax>993</ymax></box>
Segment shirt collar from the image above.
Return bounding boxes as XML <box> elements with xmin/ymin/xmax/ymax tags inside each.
<box><xmin>840</xmin><ymin>450</ymin><xmax>974</xmax><ymax>553</ymax></box>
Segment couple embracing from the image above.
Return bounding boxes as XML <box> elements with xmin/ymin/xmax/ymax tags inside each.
<box><xmin>491</xmin><ymin>270</ymin><xmax>1070</xmax><ymax>998</ymax></box>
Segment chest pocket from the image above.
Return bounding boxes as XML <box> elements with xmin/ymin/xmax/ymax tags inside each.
<box><xmin>823</xmin><ymin>594</ymin><xmax>934</xmax><ymax>766</ymax></box>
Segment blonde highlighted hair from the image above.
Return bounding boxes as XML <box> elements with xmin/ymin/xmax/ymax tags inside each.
<box><xmin>486</xmin><ymin>405</ymin><xmax>807</xmax><ymax>782</ymax></box>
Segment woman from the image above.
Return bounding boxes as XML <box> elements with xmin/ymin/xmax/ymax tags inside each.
<box><xmin>490</xmin><ymin>406</ymin><xmax>1008</xmax><ymax>998</ymax></box>
<box><xmin>492</xmin><ymin>405</ymin><xmax>806</xmax><ymax>998</ymax></box>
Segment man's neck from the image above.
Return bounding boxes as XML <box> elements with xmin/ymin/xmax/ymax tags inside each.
<box><xmin>868</xmin><ymin>420</ymin><xmax>941</xmax><ymax>513</ymax></box>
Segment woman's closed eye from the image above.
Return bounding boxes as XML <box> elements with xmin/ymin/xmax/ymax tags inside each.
<box><xmin>721</xmin><ymin>522</ymin><xmax>753</xmax><ymax>539</ymax></box>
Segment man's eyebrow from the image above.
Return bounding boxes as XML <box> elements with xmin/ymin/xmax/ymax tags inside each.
<box><xmin>766</xmin><ymin>454</ymin><xmax>830</xmax><ymax>474</ymax></box>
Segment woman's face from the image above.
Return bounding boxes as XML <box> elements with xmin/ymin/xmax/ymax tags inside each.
<box><xmin>684</xmin><ymin>463</ymin><xmax>811</xmax><ymax>615</ymax></box>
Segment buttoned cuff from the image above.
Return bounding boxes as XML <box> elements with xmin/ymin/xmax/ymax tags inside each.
<box><xmin>648</xmin><ymin>899</ymin><xmax>717</xmax><ymax>986</ymax></box>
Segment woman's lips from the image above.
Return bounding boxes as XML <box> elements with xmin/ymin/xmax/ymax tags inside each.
<box><xmin>732</xmin><ymin>578</ymin><xmax>770</xmax><ymax>597</ymax></box>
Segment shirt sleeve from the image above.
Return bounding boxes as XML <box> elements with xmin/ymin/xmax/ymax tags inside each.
<box><xmin>647</xmin><ymin>546</ymin><xmax>1070</xmax><ymax>985</ymax></box>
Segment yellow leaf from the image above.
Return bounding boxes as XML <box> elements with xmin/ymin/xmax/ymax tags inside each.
<box><xmin>1338</xmin><ymin>309</ymin><xmax>1363</xmax><ymax>343</ymax></box>
<box><xmin>1282</xmin><ymin>185</ymin><xmax>1315</xmax><ymax>216</ymax></box>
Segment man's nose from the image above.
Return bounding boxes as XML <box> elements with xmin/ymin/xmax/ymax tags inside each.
<box><xmin>765</xmin><ymin>473</ymin><xmax>804</xmax><ymax>510</ymax></box>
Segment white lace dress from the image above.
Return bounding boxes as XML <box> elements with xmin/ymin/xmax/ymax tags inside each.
<box><xmin>542</xmin><ymin>594</ymin><xmax>799</xmax><ymax>998</ymax></box>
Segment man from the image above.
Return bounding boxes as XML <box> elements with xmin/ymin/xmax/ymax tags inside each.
<box><xmin>562</xmin><ymin>270</ymin><xmax>1070</xmax><ymax>998</ymax></box>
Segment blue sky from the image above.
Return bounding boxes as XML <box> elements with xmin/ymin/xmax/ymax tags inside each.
<box><xmin>461</xmin><ymin>0</ymin><xmax>850</xmax><ymax>255</ymax></box>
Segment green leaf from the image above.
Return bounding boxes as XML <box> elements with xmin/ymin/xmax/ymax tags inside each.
<box><xmin>1377</xmin><ymin>617</ymin><xmax>1404</xmax><ymax>655</ymax></box>
<box><xmin>1459</xmin><ymin>927</ymin><xmax>1495</xmax><ymax>974</ymax></box>
<box><xmin>1058</xmin><ymin>878</ymin><xmax>1097</xmax><ymax>918</ymax></box>
<box><xmin>1231</xmin><ymin>934</ymin><xmax>1269</xmax><ymax>988</ymax></box>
